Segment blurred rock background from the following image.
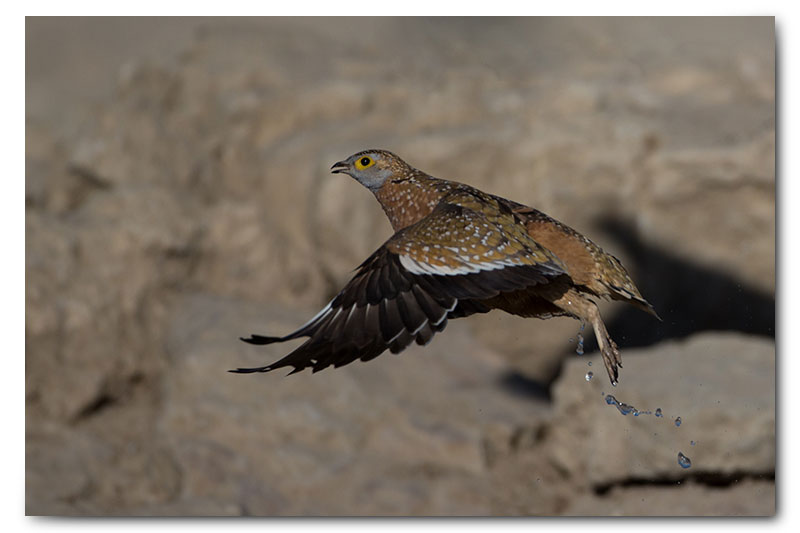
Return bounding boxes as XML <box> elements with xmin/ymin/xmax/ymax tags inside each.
<box><xmin>25</xmin><ymin>17</ymin><xmax>775</xmax><ymax>515</ymax></box>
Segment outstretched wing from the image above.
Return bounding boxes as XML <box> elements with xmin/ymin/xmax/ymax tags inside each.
<box><xmin>232</xmin><ymin>200</ymin><xmax>567</xmax><ymax>375</ymax></box>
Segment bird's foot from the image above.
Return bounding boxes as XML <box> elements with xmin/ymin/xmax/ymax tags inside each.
<box><xmin>600</xmin><ymin>337</ymin><xmax>622</xmax><ymax>386</ymax></box>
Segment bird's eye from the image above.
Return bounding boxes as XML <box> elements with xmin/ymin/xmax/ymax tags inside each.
<box><xmin>355</xmin><ymin>156</ymin><xmax>375</xmax><ymax>170</ymax></box>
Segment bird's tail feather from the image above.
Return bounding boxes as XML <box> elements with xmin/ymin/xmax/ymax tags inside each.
<box><xmin>632</xmin><ymin>298</ymin><xmax>662</xmax><ymax>321</ymax></box>
<box><xmin>240</xmin><ymin>334</ymin><xmax>284</xmax><ymax>345</ymax></box>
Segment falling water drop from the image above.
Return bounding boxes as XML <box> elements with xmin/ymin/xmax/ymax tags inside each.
<box><xmin>573</xmin><ymin>322</ymin><xmax>585</xmax><ymax>355</ymax></box>
<box><xmin>678</xmin><ymin>452</ymin><xmax>692</xmax><ymax>469</ymax></box>
<box><xmin>585</xmin><ymin>371</ymin><xmax>594</xmax><ymax>382</ymax></box>
<box><xmin>604</xmin><ymin>394</ymin><xmax>638</xmax><ymax>416</ymax></box>
<box><xmin>655</xmin><ymin>408</ymin><xmax>663</xmax><ymax>418</ymax></box>
<box><xmin>690</xmin><ymin>440</ymin><xmax>696</xmax><ymax>446</ymax></box>
<box><xmin>675</xmin><ymin>417</ymin><xmax>682</xmax><ymax>427</ymax></box>
<box><xmin>587</xmin><ymin>361</ymin><xmax>592</xmax><ymax>366</ymax></box>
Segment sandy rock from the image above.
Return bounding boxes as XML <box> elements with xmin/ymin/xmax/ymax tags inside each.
<box><xmin>157</xmin><ymin>294</ymin><xmax>550</xmax><ymax>516</ymax></box>
<box><xmin>475</xmin><ymin>332</ymin><xmax>775</xmax><ymax>516</ymax></box>
<box><xmin>546</xmin><ymin>332</ymin><xmax>775</xmax><ymax>487</ymax></box>
<box><xmin>25</xmin><ymin>180</ymin><xmax>201</xmax><ymax>420</ymax></box>
<box><xmin>26</xmin><ymin>422</ymin><xmax>96</xmax><ymax>515</ymax></box>
<box><xmin>636</xmin><ymin>133</ymin><xmax>775</xmax><ymax>293</ymax></box>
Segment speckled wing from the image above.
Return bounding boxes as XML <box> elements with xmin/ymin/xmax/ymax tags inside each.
<box><xmin>232</xmin><ymin>197</ymin><xmax>567</xmax><ymax>375</ymax></box>
<box><xmin>505</xmin><ymin>201</ymin><xmax>660</xmax><ymax>319</ymax></box>
<box><xmin>388</xmin><ymin>190</ymin><xmax>567</xmax><ymax>282</ymax></box>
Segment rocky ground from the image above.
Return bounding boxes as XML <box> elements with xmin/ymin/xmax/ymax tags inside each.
<box><xmin>25</xmin><ymin>17</ymin><xmax>775</xmax><ymax>516</ymax></box>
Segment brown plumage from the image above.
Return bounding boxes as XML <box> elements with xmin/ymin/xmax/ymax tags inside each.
<box><xmin>233</xmin><ymin>149</ymin><xmax>659</xmax><ymax>385</ymax></box>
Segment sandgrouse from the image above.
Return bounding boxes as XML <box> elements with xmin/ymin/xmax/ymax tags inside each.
<box><xmin>233</xmin><ymin>149</ymin><xmax>658</xmax><ymax>385</ymax></box>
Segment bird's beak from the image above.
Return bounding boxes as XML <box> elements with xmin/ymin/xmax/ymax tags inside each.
<box><xmin>330</xmin><ymin>161</ymin><xmax>349</xmax><ymax>174</ymax></box>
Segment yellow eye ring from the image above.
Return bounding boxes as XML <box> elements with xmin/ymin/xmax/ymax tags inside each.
<box><xmin>355</xmin><ymin>156</ymin><xmax>376</xmax><ymax>170</ymax></box>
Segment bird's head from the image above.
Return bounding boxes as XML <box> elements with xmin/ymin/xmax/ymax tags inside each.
<box><xmin>330</xmin><ymin>149</ymin><xmax>411</xmax><ymax>192</ymax></box>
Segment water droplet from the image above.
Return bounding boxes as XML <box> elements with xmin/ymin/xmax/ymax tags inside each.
<box><xmin>585</xmin><ymin>371</ymin><xmax>594</xmax><ymax>381</ymax></box>
<box><xmin>576</xmin><ymin>332</ymin><xmax>585</xmax><ymax>355</ymax></box>
<box><xmin>678</xmin><ymin>452</ymin><xmax>692</xmax><ymax>469</ymax></box>
<box><xmin>675</xmin><ymin>417</ymin><xmax>682</xmax><ymax>427</ymax></box>
<box><xmin>690</xmin><ymin>440</ymin><xmax>696</xmax><ymax>446</ymax></box>
<box><xmin>655</xmin><ymin>408</ymin><xmax>663</xmax><ymax>418</ymax></box>
<box><xmin>587</xmin><ymin>361</ymin><xmax>592</xmax><ymax>366</ymax></box>
<box><xmin>604</xmin><ymin>394</ymin><xmax>639</xmax><ymax>416</ymax></box>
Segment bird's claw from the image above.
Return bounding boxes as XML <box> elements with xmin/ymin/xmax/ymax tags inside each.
<box><xmin>601</xmin><ymin>338</ymin><xmax>621</xmax><ymax>386</ymax></box>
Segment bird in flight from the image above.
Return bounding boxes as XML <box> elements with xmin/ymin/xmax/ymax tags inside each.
<box><xmin>232</xmin><ymin>150</ymin><xmax>658</xmax><ymax>385</ymax></box>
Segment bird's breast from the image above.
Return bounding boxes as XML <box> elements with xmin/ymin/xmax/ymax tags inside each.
<box><xmin>375</xmin><ymin>179</ymin><xmax>449</xmax><ymax>231</ymax></box>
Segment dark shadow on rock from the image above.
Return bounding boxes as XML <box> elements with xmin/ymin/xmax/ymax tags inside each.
<box><xmin>498</xmin><ymin>216</ymin><xmax>774</xmax><ymax>395</ymax></box>
<box><xmin>587</xmin><ymin>216</ymin><xmax>775</xmax><ymax>351</ymax></box>
<box><xmin>498</xmin><ymin>371</ymin><xmax>552</xmax><ymax>402</ymax></box>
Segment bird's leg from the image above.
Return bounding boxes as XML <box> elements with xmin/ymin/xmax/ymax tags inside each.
<box><xmin>589</xmin><ymin>311</ymin><xmax>621</xmax><ymax>386</ymax></box>
<box><xmin>547</xmin><ymin>288</ymin><xmax>622</xmax><ymax>386</ymax></box>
